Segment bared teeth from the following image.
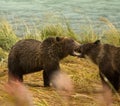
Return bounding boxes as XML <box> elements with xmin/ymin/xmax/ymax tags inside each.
<box><xmin>73</xmin><ymin>51</ymin><xmax>80</xmax><ymax>56</ymax></box>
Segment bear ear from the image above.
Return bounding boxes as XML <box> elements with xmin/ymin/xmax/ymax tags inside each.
<box><xmin>94</xmin><ymin>40</ymin><xmax>100</xmax><ymax>44</ymax></box>
<box><xmin>56</xmin><ymin>36</ymin><xmax>63</xmax><ymax>42</ymax></box>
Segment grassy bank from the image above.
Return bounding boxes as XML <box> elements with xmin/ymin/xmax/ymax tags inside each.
<box><xmin>0</xmin><ymin>18</ymin><xmax>120</xmax><ymax>106</ymax></box>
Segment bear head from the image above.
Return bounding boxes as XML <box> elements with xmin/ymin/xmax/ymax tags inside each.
<box><xmin>42</xmin><ymin>36</ymin><xmax>81</xmax><ymax>59</ymax></box>
<box><xmin>78</xmin><ymin>40</ymin><xmax>101</xmax><ymax>58</ymax></box>
<box><xmin>55</xmin><ymin>36</ymin><xmax>81</xmax><ymax>57</ymax></box>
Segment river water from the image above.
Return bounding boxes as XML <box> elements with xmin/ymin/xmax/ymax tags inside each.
<box><xmin>0</xmin><ymin>0</ymin><xmax>120</xmax><ymax>36</ymax></box>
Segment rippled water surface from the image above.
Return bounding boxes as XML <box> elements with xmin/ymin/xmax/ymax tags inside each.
<box><xmin>0</xmin><ymin>0</ymin><xmax>120</xmax><ymax>35</ymax></box>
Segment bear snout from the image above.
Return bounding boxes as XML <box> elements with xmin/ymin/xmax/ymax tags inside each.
<box><xmin>74</xmin><ymin>45</ymin><xmax>85</xmax><ymax>58</ymax></box>
<box><xmin>71</xmin><ymin>41</ymin><xmax>81</xmax><ymax>56</ymax></box>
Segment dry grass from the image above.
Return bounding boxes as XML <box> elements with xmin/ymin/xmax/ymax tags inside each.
<box><xmin>0</xmin><ymin>56</ymin><xmax>120</xmax><ymax>106</ymax></box>
<box><xmin>99</xmin><ymin>17</ymin><xmax>120</xmax><ymax>46</ymax></box>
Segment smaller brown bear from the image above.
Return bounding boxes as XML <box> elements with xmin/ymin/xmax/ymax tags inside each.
<box><xmin>8</xmin><ymin>37</ymin><xmax>80</xmax><ymax>87</ymax></box>
<box><xmin>78</xmin><ymin>40</ymin><xmax>120</xmax><ymax>91</ymax></box>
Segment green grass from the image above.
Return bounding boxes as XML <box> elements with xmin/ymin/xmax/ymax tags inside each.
<box><xmin>99</xmin><ymin>17</ymin><xmax>120</xmax><ymax>46</ymax></box>
<box><xmin>0</xmin><ymin>19</ymin><xmax>19</xmax><ymax>51</ymax></box>
<box><xmin>0</xmin><ymin>18</ymin><xmax>120</xmax><ymax>105</ymax></box>
<box><xmin>0</xmin><ymin>17</ymin><xmax>120</xmax><ymax>52</ymax></box>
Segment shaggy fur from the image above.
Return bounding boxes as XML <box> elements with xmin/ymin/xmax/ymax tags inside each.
<box><xmin>78</xmin><ymin>40</ymin><xmax>120</xmax><ymax>91</ymax></box>
<box><xmin>8</xmin><ymin>37</ymin><xmax>80</xmax><ymax>87</ymax></box>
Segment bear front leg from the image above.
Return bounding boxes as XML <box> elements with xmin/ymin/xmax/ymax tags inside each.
<box><xmin>100</xmin><ymin>71</ymin><xmax>119</xmax><ymax>91</ymax></box>
<box><xmin>111</xmin><ymin>72</ymin><xmax>120</xmax><ymax>91</ymax></box>
<box><xmin>43</xmin><ymin>71</ymin><xmax>50</xmax><ymax>87</ymax></box>
<box><xmin>43</xmin><ymin>63</ymin><xmax>60</xmax><ymax>87</ymax></box>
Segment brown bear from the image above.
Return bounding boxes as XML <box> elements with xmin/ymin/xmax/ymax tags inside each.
<box><xmin>78</xmin><ymin>40</ymin><xmax>120</xmax><ymax>91</ymax></box>
<box><xmin>8</xmin><ymin>37</ymin><xmax>80</xmax><ymax>87</ymax></box>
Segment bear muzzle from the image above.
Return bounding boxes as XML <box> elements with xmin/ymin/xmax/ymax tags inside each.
<box><xmin>70</xmin><ymin>41</ymin><xmax>81</xmax><ymax>56</ymax></box>
<box><xmin>74</xmin><ymin>45</ymin><xmax>85</xmax><ymax>58</ymax></box>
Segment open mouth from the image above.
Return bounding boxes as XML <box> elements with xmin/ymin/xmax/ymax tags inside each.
<box><xmin>72</xmin><ymin>47</ymin><xmax>85</xmax><ymax>58</ymax></box>
<box><xmin>72</xmin><ymin>51</ymin><xmax>81</xmax><ymax>56</ymax></box>
<box><xmin>70</xmin><ymin>48</ymin><xmax>81</xmax><ymax>56</ymax></box>
<box><xmin>70</xmin><ymin>50</ymin><xmax>85</xmax><ymax>58</ymax></box>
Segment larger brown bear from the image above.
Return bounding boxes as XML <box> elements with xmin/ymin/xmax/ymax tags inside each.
<box><xmin>78</xmin><ymin>40</ymin><xmax>120</xmax><ymax>91</ymax></box>
<box><xmin>8</xmin><ymin>37</ymin><xmax>80</xmax><ymax>87</ymax></box>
